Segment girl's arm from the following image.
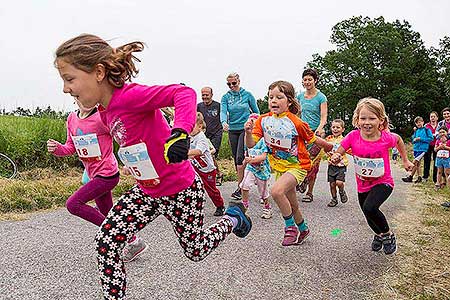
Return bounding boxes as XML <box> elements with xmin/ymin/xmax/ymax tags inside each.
<box><xmin>248</xmin><ymin>93</ymin><xmax>260</xmax><ymax>114</ymax></box>
<box><xmin>395</xmin><ymin>134</ymin><xmax>414</xmax><ymax>171</ymax></box>
<box><xmin>244</xmin><ymin>119</ymin><xmax>256</xmax><ymax>148</ymax></box>
<box><xmin>330</xmin><ymin>146</ymin><xmax>346</xmax><ymax>165</ymax></box>
<box><xmin>188</xmin><ymin>149</ymin><xmax>202</xmax><ymax>158</ymax></box>
<box><xmin>313</xmin><ymin>136</ymin><xmax>333</xmax><ymax>152</ymax></box>
<box><xmin>50</xmin><ymin>121</ymin><xmax>76</xmax><ymax>156</ymax></box>
<box><xmin>245</xmin><ymin>152</ymin><xmax>267</xmax><ymax>164</ymax></box>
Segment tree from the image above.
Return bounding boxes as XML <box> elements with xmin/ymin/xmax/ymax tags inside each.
<box><xmin>308</xmin><ymin>16</ymin><xmax>446</xmax><ymax>136</ymax></box>
<box><xmin>431</xmin><ymin>36</ymin><xmax>450</xmax><ymax>100</ymax></box>
<box><xmin>257</xmin><ymin>96</ymin><xmax>270</xmax><ymax>114</ymax></box>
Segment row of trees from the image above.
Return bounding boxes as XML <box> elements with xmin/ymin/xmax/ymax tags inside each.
<box><xmin>1</xmin><ymin>106</ymin><xmax>69</xmax><ymax>119</ymax></box>
<box><xmin>255</xmin><ymin>16</ymin><xmax>449</xmax><ymax>137</ymax></box>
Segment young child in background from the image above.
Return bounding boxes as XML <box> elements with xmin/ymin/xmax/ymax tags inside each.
<box><xmin>391</xmin><ymin>147</ymin><xmax>399</xmax><ymax>161</ymax></box>
<box><xmin>434</xmin><ymin>126</ymin><xmax>450</xmax><ymax>192</ymax></box>
<box><xmin>189</xmin><ymin>112</ymin><xmax>225</xmax><ymax>216</ymax></box>
<box><xmin>55</xmin><ymin>34</ymin><xmax>251</xmax><ymax>300</ymax></box>
<box><xmin>402</xmin><ymin>116</ymin><xmax>433</xmax><ymax>183</ymax></box>
<box><xmin>331</xmin><ymin>97</ymin><xmax>413</xmax><ymax>255</ymax></box>
<box><xmin>325</xmin><ymin>119</ymin><xmax>349</xmax><ymax>207</ymax></box>
<box><xmin>47</xmin><ymin>99</ymin><xmax>147</xmax><ymax>262</ymax></box>
<box><xmin>245</xmin><ymin>80</ymin><xmax>332</xmax><ymax>246</ymax></box>
<box><xmin>240</xmin><ymin>113</ymin><xmax>272</xmax><ymax>219</ymax></box>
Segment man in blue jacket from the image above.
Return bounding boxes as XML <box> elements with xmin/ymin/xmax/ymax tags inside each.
<box><xmin>402</xmin><ymin>116</ymin><xmax>433</xmax><ymax>183</ymax></box>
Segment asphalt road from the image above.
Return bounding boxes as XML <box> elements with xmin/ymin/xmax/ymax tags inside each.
<box><xmin>0</xmin><ymin>161</ymin><xmax>409</xmax><ymax>300</ymax></box>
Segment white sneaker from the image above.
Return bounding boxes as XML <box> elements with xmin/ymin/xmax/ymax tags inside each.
<box><xmin>123</xmin><ymin>237</ymin><xmax>148</xmax><ymax>262</ymax></box>
<box><xmin>261</xmin><ymin>207</ymin><xmax>272</xmax><ymax>219</ymax></box>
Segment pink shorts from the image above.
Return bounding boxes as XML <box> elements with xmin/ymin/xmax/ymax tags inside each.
<box><xmin>239</xmin><ymin>169</ymin><xmax>270</xmax><ymax>200</ymax></box>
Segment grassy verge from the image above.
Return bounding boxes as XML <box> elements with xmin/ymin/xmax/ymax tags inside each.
<box><xmin>376</xmin><ymin>178</ymin><xmax>450</xmax><ymax>299</ymax></box>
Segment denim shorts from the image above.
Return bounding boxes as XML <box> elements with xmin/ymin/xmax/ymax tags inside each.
<box><xmin>435</xmin><ymin>157</ymin><xmax>450</xmax><ymax>169</ymax></box>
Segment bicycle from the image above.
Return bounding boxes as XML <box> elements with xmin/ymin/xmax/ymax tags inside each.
<box><xmin>0</xmin><ymin>153</ymin><xmax>17</xmax><ymax>179</ymax></box>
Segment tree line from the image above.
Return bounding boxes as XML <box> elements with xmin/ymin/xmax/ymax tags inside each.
<box><xmin>1</xmin><ymin>106</ymin><xmax>69</xmax><ymax>119</ymax></box>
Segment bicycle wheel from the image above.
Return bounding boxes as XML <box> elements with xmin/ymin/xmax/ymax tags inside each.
<box><xmin>0</xmin><ymin>153</ymin><xmax>17</xmax><ymax>179</ymax></box>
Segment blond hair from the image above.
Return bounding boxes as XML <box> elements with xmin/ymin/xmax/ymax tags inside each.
<box><xmin>196</xmin><ymin>112</ymin><xmax>206</xmax><ymax>129</ymax></box>
<box><xmin>55</xmin><ymin>34</ymin><xmax>144</xmax><ymax>88</ymax></box>
<box><xmin>226</xmin><ymin>72</ymin><xmax>240</xmax><ymax>80</ymax></box>
<box><xmin>352</xmin><ymin>97</ymin><xmax>389</xmax><ymax>130</ymax></box>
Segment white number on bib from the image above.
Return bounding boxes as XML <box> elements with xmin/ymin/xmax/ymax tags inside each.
<box><xmin>118</xmin><ymin>143</ymin><xmax>159</xmax><ymax>184</ymax></box>
<box><xmin>264</xmin><ymin>132</ymin><xmax>291</xmax><ymax>149</ymax></box>
<box><xmin>72</xmin><ymin>134</ymin><xmax>101</xmax><ymax>158</ymax></box>
<box><xmin>353</xmin><ymin>156</ymin><xmax>385</xmax><ymax>179</ymax></box>
<box><xmin>437</xmin><ymin>150</ymin><xmax>449</xmax><ymax>158</ymax></box>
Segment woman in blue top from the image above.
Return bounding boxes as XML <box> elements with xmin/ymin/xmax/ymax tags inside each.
<box><xmin>220</xmin><ymin>72</ymin><xmax>260</xmax><ymax>200</ymax></box>
<box><xmin>296</xmin><ymin>69</ymin><xmax>328</xmax><ymax>202</ymax></box>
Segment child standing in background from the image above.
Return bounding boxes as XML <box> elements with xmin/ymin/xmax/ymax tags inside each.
<box><xmin>245</xmin><ymin>80</ymin><xmax>332</xmax><ymax>246</ymax></box>
<box><xmin>402</xmin><ymin>116</ymin><xmax>433</xmax><ymax>183</ymax></box>
<box><xmin>189</xmin><ymin>112</ymin><xmax>225</xmax><ymax>216</ymax></box>
<box><xmin>434</xmin><ymin>126</ymin><xmax>450</xmax><ymax>192</ymax></box>
<box><xmin>331</xmin><ymin>97</ymin><xmax>413</xmax><ymax>255</ymax></box>
<box><xmin>240</xmin><ymin>113</ymin><xmax>273</xmax><ymax>219</ymax></box>
<box><xmin>325</xmin><ymin>119</ymin><xmax>349</xmax><ymax>207</ymax></box>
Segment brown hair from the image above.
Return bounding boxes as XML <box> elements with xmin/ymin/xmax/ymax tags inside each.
<box><xmin>332</xmin><ymin>118</ymin><xmax>345</xmax><ymax>128</ymax></box>
<box><xmin>55</xmin><ymin>34</ymin><xmax>144</xmax><ymax>88</ymax></box>
<box><xmin>268</xmin><ymin>80</ymin><xmax>300</xmax><ymax>115</ymax></box>
<box><xmin>352</xmin><ymin>97</ymin><xmax>389</xmax><ymax>130</ymax></box>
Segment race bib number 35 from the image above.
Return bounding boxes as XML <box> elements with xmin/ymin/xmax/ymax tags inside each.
<box><xmin>118</xmin><ymin>142</ymin><xmax>160</xmax><ymax>186</ymax></box>
<box><xmin>353</xmin><ymin>156</ymin><xmax>385</xmax><ymax>179</ymax></box>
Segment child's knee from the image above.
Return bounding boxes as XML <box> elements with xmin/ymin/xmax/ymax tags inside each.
<box><xmin>65</xmin><ymin>196</ymin><xmax>80</xmax><ymax>216</ymax></box>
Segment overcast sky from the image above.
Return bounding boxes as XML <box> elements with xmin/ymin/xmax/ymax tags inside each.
<box><xmin>1</xmin><ymin>0</ymin><xmax>449</xmax><ymax>112</ymax></box>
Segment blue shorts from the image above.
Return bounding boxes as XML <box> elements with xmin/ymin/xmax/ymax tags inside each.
<box><xmin>435</xmin><ymin>157</ymin><xmax>450</xmax><ymax>169</ymax></box>
<box><xmin>413</xmin><ymin>151</ymin><xmax>426</xmax><ymax>161</ymax></box>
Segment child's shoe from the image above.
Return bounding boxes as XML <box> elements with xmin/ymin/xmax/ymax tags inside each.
<box><xmin>414</xmin><ymin>176</ymin><xmax>422</xmax><ymax>183</ymax></box>
<box><xmin>327</xmin><ymin>197</ymin><xmax>338</xmax><ymax>207</ymax></box>
<box><xmin>441</xmin><ymin>201</ymin><xmax>450</xmax><ymax>208</ymax></box>
<box><xmin>339</xmin><ymin>190</ymin><xmax>348</xmax><ymax>203</ymax></box>
<box><xmin>434</xmin><ymin>184</ymin><xmax>441</xmax><ymax>191</ymax></box>
<box><xmin>402</xmin><ymin>175</ymin><xmax>413</xmax><ymax>182</ymax></box>
<box><xmin>261</xmin><ymin>207</ymin><xmax>272</xmax><ymax>219</ymax></box>
<box><xmin>297</xmin><ymin>228</ymin><xmax>310</xmax><ymax>245</ymax></box>
<box><xmin>123</xmin><ymin>237</ymin><xmax>148</xmax><ymax>262</ymax></box>
<box><xmin>224</xmin><ymin>202</ymin><xmax>252</xmax><ymax>238</ymax></box>
<box><xmin>231</xmin><ymin>188</ymin><xmax>242</xmax><ymax>200</ymax></box>
<box><xmin>213</xmin><ymin>206</ymin><xmax>225</xmax><ymax>216</ymax></box>
<box><xmin>371</xmin><ymin>235</ymin><xmax>383</xmax><ymax>252</ymax></box>
<box><xmin>281</xmin><ymin>226</ymin><xmax>299</xmax><ymax>246</ymax></box>
<box><xmin>381</xmin><ymin>232</ymin><xmax>397</xmax><ymax>255</ymax></box>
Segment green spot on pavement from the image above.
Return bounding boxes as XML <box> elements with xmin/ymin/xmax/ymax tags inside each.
<box><xmin>330</xmin><ymin>228</ymin><xmax>343</xmax><ymax>237</ymax></box>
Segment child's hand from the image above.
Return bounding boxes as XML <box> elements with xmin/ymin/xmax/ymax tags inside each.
<box><xmin>244</xmin><ymin>156</ymin><xmax>253</xmax><ymax>164</ymax></box>
<box><xmin>403</xmin><ymin>160</ymin><xmax>414</xmax><ymax>172</ymax></box>
<box><xmin>222</xmin><ymin>123</ymin><xmax>229</xmax><ymax>132</ymax></box>
<box><xmin>330</xmin><ymin>152</ymin><xmax>342</xmax><ymax>165</ymax></box>
<box><xmin>47</xmin><ymin>139</ymin><xmax>58</xmax><ymax>153</ymax></box>
<box><xmin>121</xmin><ymin>166</ymin><xmax>131</xmax><ymax>176</ymax></box>
<box><xmin>244</xmin><ymin>120</ymin><xmax>254</xmax><ymax>133</ymax></box>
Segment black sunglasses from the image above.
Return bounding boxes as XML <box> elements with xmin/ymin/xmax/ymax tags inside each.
<box><xmin>227</xmin><ymin>81</ymin><xmax>238</xmax><ymax>87</ymax></box>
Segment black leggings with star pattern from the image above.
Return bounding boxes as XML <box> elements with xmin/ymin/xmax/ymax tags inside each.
<box><xmin>95</xmin><ymin>175</ymin><xmax>233</xmax><ymax>300</ymax></box>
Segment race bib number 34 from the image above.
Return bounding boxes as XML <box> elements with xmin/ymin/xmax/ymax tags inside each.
<box><xmin>72</xmin><ymin>133</ymin><xmax>101</xmax><ymax>159</ymax></box>
<box><xmin>263</xmin><ymin>132</ymin><xmax>291</xmax><ymax>149</ymax></box>
<box><xmin>353</xmin><ymin>156</ymin><xmax>385</xmax><ymax>179</ymax></box>
<box><xmin>118</xmin><ymin>142</ymin><xmax>160</xmax><ymax>186</ymax></box>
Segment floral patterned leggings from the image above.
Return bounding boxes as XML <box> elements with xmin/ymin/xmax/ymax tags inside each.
<box><xmin>95</xmin><ymin>176</ymin><xmax>233</xmax><ymax>300</ymax></box>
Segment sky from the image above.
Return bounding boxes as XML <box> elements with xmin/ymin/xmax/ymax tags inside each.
<box><xmin>1</xmin><ymin>0</ymin><xmax>449</xmax><ymax>112</ymax></box>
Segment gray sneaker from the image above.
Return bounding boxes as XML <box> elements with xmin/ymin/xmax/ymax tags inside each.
<box><xmin>339</xmin><ymin>190</ymin><xmax>348</xmax><ymax>203</ymax></box>
<box><xmin>381</xmin><ymin>232</ymin><xmax>397</xmax><ymax>255</ymax></box>
<box><xmin>123</xmin><ymin>237</ymin><xmax>148</xmax><ymax>262</ymax></box>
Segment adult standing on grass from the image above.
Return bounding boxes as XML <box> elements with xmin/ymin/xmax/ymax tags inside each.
<box><xmin>197</xmin><ymin>86</ymin><xmax>224</xmax><ymax>184</ymax></box>
<box><xmin>423</xmin><ymin>111</ymin><xmax>439</xmax><ymax>183</ymax></box>
<box><xmin>54</xmin><ymin>34</ymin><xmax>252</xmax><ymax>300</ymax></box>
<box><xmin>220</xmin><ymin>72</ymin><xmax>259</xmax><ymax>200</ymax></box>
<box><xmin>296</xmin><ymin>68</ymin><xmax>328</xmax><ymax>202</ymax></box>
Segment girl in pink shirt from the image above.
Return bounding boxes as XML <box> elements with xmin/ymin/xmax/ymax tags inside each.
<box><xmin>54</xmin><ymin>34</ymin><xmax>251</xmax><ymax>300</ymax></box>
<box><xmin>331</xmin><ymin>98</ymin><xmax>413</xmax><ymax>255</ymax></box>
<box><xmin>47</xmin><ymin>99</ymin><xmax>119</xmax><ymax>227</ymax></box>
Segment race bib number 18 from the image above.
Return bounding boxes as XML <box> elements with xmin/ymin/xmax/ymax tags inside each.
<box><xmin>72</xmin><ymin>133</ymin><xmax>101</xmax><ymax>159</ymax></box>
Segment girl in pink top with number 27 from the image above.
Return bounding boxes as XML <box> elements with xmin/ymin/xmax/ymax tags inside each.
<box><xmin>331</xmin><ymin>98</ymin><xmax>413</xmax><ymax>255</ymax></box>
<box><xmin>54</xmin><ymin>34</ymin><xmax>251</xmax><ymax>300</ymax></box>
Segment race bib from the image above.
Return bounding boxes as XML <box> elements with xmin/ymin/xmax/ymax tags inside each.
<box><xmin>332</xmin><ymin>143</ymin><xmax>340</xmax><ymax>152</ymax></box>
<box><xmin>72</xmin><ymin>133</ymin><xmax>101</xmax><ymax>160</ymax></box>
<box><xmin>118</xmin><ymin>142</ymin><xmax>160</xmax><ymax>187</ymax></box>
<box><xmin>437</xmin><ymin>150</ymin><xmax>449</xmax><ymax>158</ymax></box>
<box><xmin>353</xmin><ymin>156</ymin><xmax>385</xmax><ymax>179</ymax></box>
<box><xmin>264</xmin><ymin>132</ymin><xmax>292</xmax><ymax>149</ymax></box>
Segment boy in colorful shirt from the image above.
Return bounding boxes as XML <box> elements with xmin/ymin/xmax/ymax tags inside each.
<box><xmin>325</xmin><ymin>119</ymin><xmax>349</xmax><ymax>207</ymax></box>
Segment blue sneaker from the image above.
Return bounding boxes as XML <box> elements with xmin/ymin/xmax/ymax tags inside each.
<box><xmin>225</xmin><ymin>202</ymin><xmax>252</xmax><ymax>238</ymax></box>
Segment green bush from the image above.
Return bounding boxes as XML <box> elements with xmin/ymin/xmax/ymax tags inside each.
<box><xmin>217</xmin><ymin>132</ymin><xmax>232</xmax><ymax>160</ymax></box>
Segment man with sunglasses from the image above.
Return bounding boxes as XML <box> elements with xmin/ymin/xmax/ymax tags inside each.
<box><xmin>220</xmin><ymin>72</ymin><xmax>260</xmax><ymax>200</ymax></box>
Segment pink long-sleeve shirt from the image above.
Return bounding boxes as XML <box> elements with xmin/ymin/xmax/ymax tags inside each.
<box><xmin>53</xmin><ymin>110</ymin><xmax>119</xmax><ymax>179</ymax></box>
<box><xmin>99</xmin><ymin>83</ymin><xmax>196</xmax><ymax>198</ymax></box>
